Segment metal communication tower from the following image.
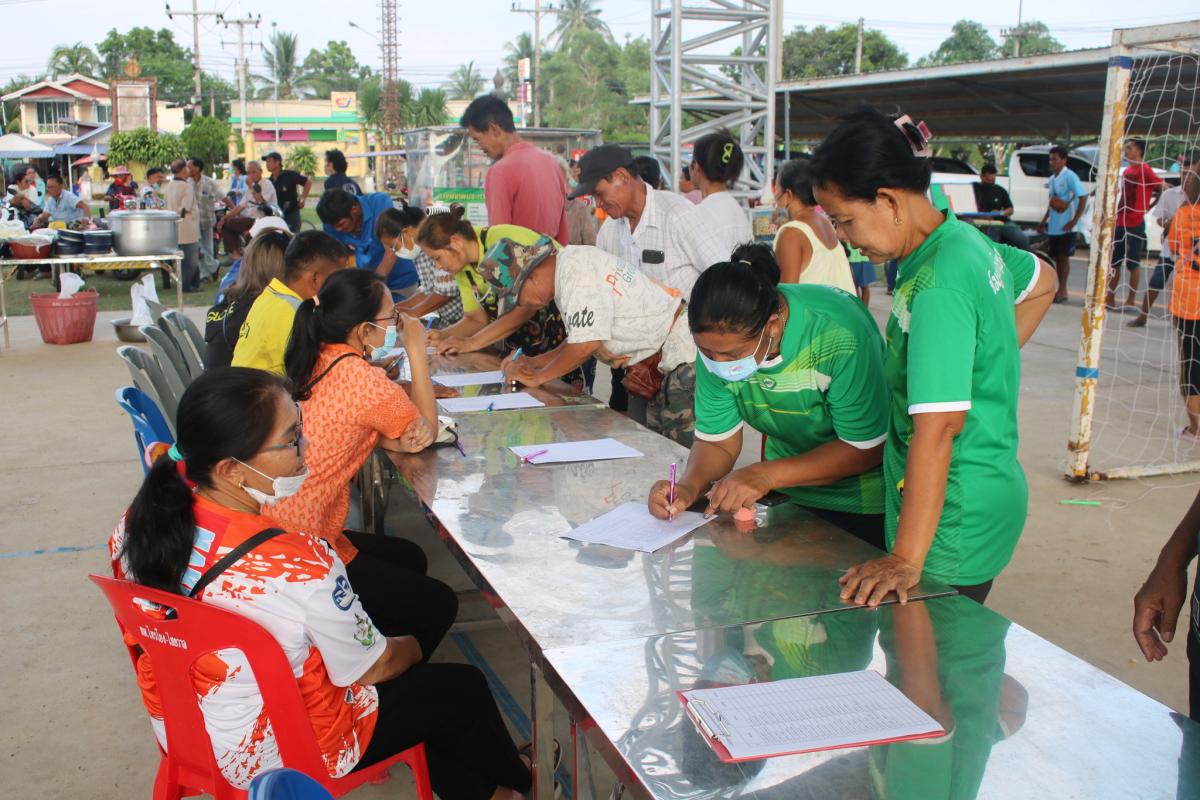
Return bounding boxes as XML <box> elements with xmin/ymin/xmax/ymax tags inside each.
<box><xmin>379</xmin><ymin>0</ymin><xmax>402</xmax><ymax>189</ymax></box>
<box><xmin>650</xmin><ymin>0</ymin><xmax>780</xmax><ymax>199</ymax></box>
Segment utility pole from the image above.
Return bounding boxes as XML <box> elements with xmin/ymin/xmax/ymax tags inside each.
<box><xmin>219</xmin><ymin>6</ymin><xmax>261</xmax><ymax>143</ymax></box>
<box><xmin>511</xmin><ymin>1</ymin><xmax>557</xmax><ymax>128</ymax></box>
<box><xmin>379</xmin><ymin>0</ymin><xmax>402</xmax><ymax>190</ymax></box>
<box><xmin>165</xmin><ymin>0</ymin><xmax>221</xmax><ymax>111</ymax></box>
<box><xmin>1003</xmin><ymin>0</ymin><xmax>1024</xmax><ymax>57</ymax></box>
<box><xmin>272</xmin><ymin>21</ymin><xmax>279</xmax><ymax>145</ymax></box>
<box><xmin>855</xmin><ymin>18</ymin><xmax>864</xmax><ymax>74</ymax></box>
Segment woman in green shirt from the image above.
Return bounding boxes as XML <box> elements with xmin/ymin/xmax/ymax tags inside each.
<box><xmin>415</xmin><ymin>204</ymin><xmax>585</xmax><ymax>388</ymax></box>
<box><xmin>647</xmin><ymin>242</ymin><xmax>890</xmax><ymax>550</ymax></box>
<box><xmin>807</xmin><ymin>107</ymin><xmax>1056</xmax><ymax>606</ymax></box>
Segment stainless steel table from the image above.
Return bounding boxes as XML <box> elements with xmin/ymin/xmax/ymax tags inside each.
<box><xmin>396</xmin><ymin>349</ymin><xmax>606</xmax><ymax>412</ymax></box>
<box><xmin>543</xmin><ymin>594</ymin><xmax>1200</xmax><ymax>800</ymax></box>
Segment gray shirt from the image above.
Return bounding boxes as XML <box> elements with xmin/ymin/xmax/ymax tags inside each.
<box><xmin>43</xmin><ymin>190</ymin><xmax>86</xmax><ymax>224</ymax></box>
<box><xmin>190</xmin><ymin>175</ymin><xmax>221</xmax><ymax>229</ymax></box>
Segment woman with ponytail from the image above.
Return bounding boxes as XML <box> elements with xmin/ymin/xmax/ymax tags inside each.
<box><xmin>690</xmin><ymin>128</ymin><xmax>752</xmax><ymax>253</ymax></box>
<box><xmin>807</xmin><ymin>106</ymin><xmax>1056</xmax><ymax>607</ymax></box>
<box><xmin>111</xmin><ymin>368</ymin><xmax>533</xmax><ymax>798</ymax></box>
<box><xmin>376</xmin><ymin>204</ymin><xmax>465</xmax><ymax>328</ymax></box>
<box><xmin>277</xmin><ymin>268</ymin><xmax>457</xmax><ymax>649</ymax></box>
<box><xmin>647</xmin><ymin>241</ymin><xmax>889</xmax><ymax>550</ymax></box>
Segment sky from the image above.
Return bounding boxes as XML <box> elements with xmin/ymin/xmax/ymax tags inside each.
<box><xmin>0</xmin><ymin>0</ymin><xmax>1196</xmax><ymax>92</ymax></box>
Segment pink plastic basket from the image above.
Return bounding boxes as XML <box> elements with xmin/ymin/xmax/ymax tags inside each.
<box><xmin>29</xmin><ymin>287</ymin><xmax>99</xmax><ymax>345</ymax></box>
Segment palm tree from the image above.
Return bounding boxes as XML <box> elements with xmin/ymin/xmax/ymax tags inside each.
<box><xmin>413</xmin><ymin>88</ymin><xmax>449</xmax><ymax>127</ymax></box>
<box><xmin>2</xmin><ymin>75</ymin><xmax>42</xmax><ymax>133</ymax></box>
<box><xmin>503</xmin><ymin>32</ymin><xmax>535</xmax><ymax>90</ymax></box>
<box><xmin>359</xmin><ymin>77</ymin><xmax>415</xmax><ymax>130</ymax></box>
<box><xmin>445</xmin><ymin>61</ymin><xmax>485</xmax><ymax>101</ymax></box>
<box><xmin>48</xmin><ymin>43</ymin><xmax>100</xmax><ymax>78</ymax></box>
<box><xmin>253</xmin><ymin>31</ymin><xmax>319</xmax><ymax>100</ymax></box>
<box><xmin>548</xmin><ymin>0</ymin><xmax>612</xmax><ymax>49</ymax></box>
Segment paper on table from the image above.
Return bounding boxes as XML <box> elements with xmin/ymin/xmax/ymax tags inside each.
<box><xmin>437</xmin><ymin>393</ymin><xmax>546</xmax><ymax>413</ymax></box>
<box><xmin>509</xmin><ymin>438</ymin><xmax>643</xmax><ymax>464</ymax></box>
<box><xmin>561</xmin><ymin>502</ymin><xmax>706</xmax><ymax>552</ymax></box>
<box><xmin>383</xmin><ymin>346</ymin><xmax>439</xmax><ymax>359</ymax></box>
<box><xmin>434</xmin><ymin>371</ymin><xmax>507</xmax><ymax>388</ymax></box>
<box><xmin>682</xmin><ymin>670</ymin><xmax>944</xmax><ymax>761</ymax></box>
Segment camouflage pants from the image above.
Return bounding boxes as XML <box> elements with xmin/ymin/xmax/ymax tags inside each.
<box><xmin>645</xmin><ymin>362</ymin><xmax>696</xmax><ymax>447</ymax></box>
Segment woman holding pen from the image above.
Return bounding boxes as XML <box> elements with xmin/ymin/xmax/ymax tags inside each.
<box><xmin>646</xmin><ymin>242</ymin><xmax>890</xmax><ymax>550</ymax></box>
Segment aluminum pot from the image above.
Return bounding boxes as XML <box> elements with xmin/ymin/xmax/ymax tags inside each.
<box><xmin>108</xmin><ymin>210</ymin><xmax>180</xmax><ymax>256</ymax></box>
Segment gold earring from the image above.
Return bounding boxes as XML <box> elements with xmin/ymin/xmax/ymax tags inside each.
<box><xmin>894</xmin><ymin>217</ymin><xmax>903</xmax><ymax>225</ymax></box>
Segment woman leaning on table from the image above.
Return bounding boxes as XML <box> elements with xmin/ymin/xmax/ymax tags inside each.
<box><xmin>415</xmin><ymin>204</ymin><xmax>586</xmax><ymax>389</ymax></box>
<box><xmin>647</xmin><ymin>242</ymin><xmax>890</xmax><ymax>551</ymax></box>
<box><xmin>806</xmin><ymin>106</ymin><xmax>1056</xmax><ymax>606</ymax></box>
<box><xmin>110</xmin><ymin>368</ymin><xmax>533</xmax><ymax>798</ymax></box>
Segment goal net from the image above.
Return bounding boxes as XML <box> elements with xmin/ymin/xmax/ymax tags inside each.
<box><xmin>1068</xmin><ymin>23</ymin><xmax>1200</xmax><ymax>480</ymax></box>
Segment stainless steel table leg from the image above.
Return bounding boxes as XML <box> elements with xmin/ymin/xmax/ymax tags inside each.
<box><xmin>531</xmin><ymin>662</ymin><xmax>556</xmax><ymax>800</ymax></box>
<box><xmin>571</xmin><ymin>717</ymin><xmax>597</xmax><ymax>800</ymax></box>
<box><xmin>174</xmin><ymin>258</ymin><xmax>183</xmax><ymax>311</ymax></box>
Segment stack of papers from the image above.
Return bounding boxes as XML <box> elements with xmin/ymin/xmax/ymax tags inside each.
<box><xmin>437</xmin><ymin>393</ymin><xmax>546</xmax><ymax>413</ymax></box>
<box><xmin>561</xmin><ymin>502</ymin><xmax>707</xmax><ymax>552</ymax></box>
<box><xmin>509</xmin><ymin>438</ymin><xmax>643</xmax><ymax>464</ymax></box>
<box><xmin>434</xmin><ymin>371</ymin><xmax>507</xmax><ymax>388</ymax></box>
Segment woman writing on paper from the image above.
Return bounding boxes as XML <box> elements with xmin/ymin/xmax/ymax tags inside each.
<box><xmin>494</xmin><ymin>237</ymin><xmax>699</xmax><ymax>445</ymax></box>
<box><xmin>807</xmin><ymin>107</ymin><xmax>1055</xmax><ymax>606</ymax></box>
<box><xmin>646</xmin><ymin>242</ymin><xmax>890</xmax><ymax>549</ymax></box>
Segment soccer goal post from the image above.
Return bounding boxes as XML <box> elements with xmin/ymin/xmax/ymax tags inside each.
<box><xmin>1066</xmin><ymin>21</ymin><xmax>1200</xmax><ymax>481</ymax></box>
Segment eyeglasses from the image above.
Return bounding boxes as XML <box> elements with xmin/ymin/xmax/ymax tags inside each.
<box><xmin>260</xmin><ymin>405</ymin><xmax>303</xmax><ymax>457</ymax></box>
<box><xmin>373</xmin><ymin>308</ymin><xmax>400</xmax><ymax>326</ymax></box>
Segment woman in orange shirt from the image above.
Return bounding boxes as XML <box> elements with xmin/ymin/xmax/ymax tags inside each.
<box><xmin>1169</xmin><ymin>173</ymin><xmax>1200</xmax><ymax>439</ymax></box>
<box><xmin>274</xmin><ymin>268</ymin><xmax>456</xmax><ymax>656</ymax></box>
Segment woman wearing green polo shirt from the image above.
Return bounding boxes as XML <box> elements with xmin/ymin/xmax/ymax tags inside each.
<box><xmin>647</xmin><ymin>242</ymin><xmax>890</xmax><ymax>550</ymax></box>
<box><xmin>807</xmin><ymin>107</ymin><xmax>1056</xmax><ymax>606</ymax></box>
<box><xmin>415</xmin><ymin>204</ymin><xmax>585</xmax><ymax>388</ymax></box>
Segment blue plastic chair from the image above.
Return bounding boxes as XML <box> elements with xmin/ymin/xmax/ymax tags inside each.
<box><xmin>247</xmin><ymin>768</ymin><xmax>335</xmax><ymax>800</ymax></box>
<box><xmin>115</xmin><ymin>386</ymin><xmax>174</xmax><ymax>472</ymax></box>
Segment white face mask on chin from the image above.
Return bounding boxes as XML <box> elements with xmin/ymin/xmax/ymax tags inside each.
<box><xmin>235</xmin><ymin>459</ymin><xmax>309</xmax><ymax>506</ymax></box>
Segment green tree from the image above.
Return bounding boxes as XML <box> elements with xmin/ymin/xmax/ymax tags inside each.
<box><xmin>445</xmin><ymin>61</ymin><xmax>485</xmax><ymax>101</ymax></box>
<box><xmin>917</xmin><ymin>20</ymin><xmax>997</xmax><ymax>66</ymax></box>
<box><xmin>359</xmin><ymin>76</ymin><xmax>414</xmax><ymax>129</ymax></box>
<box><xmin>998</xmin><ymin>21</ymin><xmax>1064</xmax><ymax>57</ymax></box>
<box><xmin>720</xmin><ymin>45</ymin><xmax>765</xmax><ymax>84</ymax></box>
<box><xmin>285</xmin><ymin>144</ymin><xmax>319</xmax><ymax>177</ymax></box>
<box><xmin>254</xmin><ymin>31</ymin><xmax>319</xmax><ymax>100</ymax></box>
<box><xmin>107</xmin><ymin>128</ymin><xmax>187</xmax><ymax>169</ymax></box>
<box><xmin>413</xmin><ymin>88</ymin><xmax>449</xmax><ymax>127</ymax></box>
<box><xmin>48</xmin><ymin>42</ymin><xmax>100</xmax><ymax>78</ymax></box>
<box><xmin>97</xmin><ymin>28</ymin><xmax>194</xmax><ymax>101</ymax></box>
<box><xmin>549</xmin><ymin>0</ymin><xmax>613</xmax><ymax>49</ymax></box>
<box><xmin>302</xmin><ymin>41</ymin><xmax>371</xmax><ymax>97</ymax></box>
<box><xmin>2</xmin><ymin>75</ymin><xmax>42</xmax><ymax>133</ymax></box>
<box><xmin>198</xmin><ymin>73</ymin><xmax>237</xmax><ymax>120</ymax></box>
<box><xmin>782</xmin><ymin>23</ymin><xmax>907</xmax><ymax>79</ymax></box>
<box><xmin>180</xmin><ymin>115</ymin><xmax>230</xmax><ymax>174</ymax></box>
<box><xmin>541</xmin><ymin>31</ymin><xmax>647</xmax><ymax>141</ymax></box>
<box><xmin>503</xmin><ymin>32</ymin><xmax>535</xmax><ymax>91</ymax></box>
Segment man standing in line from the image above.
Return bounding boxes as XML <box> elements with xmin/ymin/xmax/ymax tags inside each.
<box><xmin>461</xmin><ymin>95</ymin><xmax>569</xmax><ymax>245</ymax></box>
<box><xmin>1037</xmin><ymin>146</ymin><xmax>1088</xmax><ymax>304</ymax></box>
<box><xmin>188</xmin><ymin>157</ymin><xmax>222</xmax><ymax>281</ymax></box>
<box><xmin>1129</xmin><ymin>152</ymin><xmax>1197</xmax><ymax>327</ymax></box>
<box><xmin>1107</xmin><ymin>138</ymin><xmax>1166</xmax><ymax>311</ymax></box>
<box><xmin>164</xmin><ymin>159</ymin><xmax>201</xmax><ymax>293</ymax></box>
<box><xmin>264</xmin><ymin>151</ymin><xmax>312</xmax><ymax>234</ymax></box>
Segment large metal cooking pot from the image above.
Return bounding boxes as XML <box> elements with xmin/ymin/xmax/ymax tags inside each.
<box><xmin>108</xmin><ymin>210</ymin><xmax>180</xmax><ymax>256</ymax></box>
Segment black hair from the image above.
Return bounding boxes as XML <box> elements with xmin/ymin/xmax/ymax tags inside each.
<box><xmin>633</xmin><ymin>155</ymin><xmax>663</xmax><ymax>189</ymax></box>
<box><xmin>460</xmin><ymin>94</ymin><xmax>516</xmax><ymax>134</ymax></box>
<box><xmin>232</xmin><ymin>158</ymin><xmax>246</xmax><ymax>175</ymax></box>
<box><xmin>808</xmin><ymin>106</ymin><xmax>933</xmax><ymax>201</ymax></box>
<box><xmin>316</xmin><ymin>189</ymin><xmax>357</xmax><ymax>225</ymax></box>
<box><xmin>980</xmin><ymin>163</ymin><xmax>998</xmax><ymax>176</ymax></box>
<box><xmin>1127</xmin><ymin>138</ymin><xmax>1146</xmax><ymax>156</ymax></box>
<box><xmin>45</xmin><ymin>174</ymin><xmax>63</xmax><ymax>185</ymax></box>
<box><xmin>187</xmin><ymin>156</ymin><xmax>205</xmax><ymax>171</ymax></box>
<box><xmin>692</xmin><ymin>128</ymin><xmax>744</xmax><ymax>188</ymax></box>
<box><xmin>146</xmin><ymin>167</ymin><xmax>163</xmax><ymax>179</ymax></box>
<box><xmin>376</xmin><ymin>204</ymin><xmax>426</xmax><ymax>241</ymax></box>
<box><xmin>121</xmin><ymin>368</ymin><xmax>290</xmax><ymax>593</ymax></box>
<box><xmin>284</xmin><ymin>230</ymin><xmax>349</xmax><ymax>282</ymax></box>
<box><xmin>265</xmin><ymin>151</ymin><xmax>283</xmax><ymax>163</ymax></box>
<box><xmin>1049</xmin><ymin>145</ymin><xmax>1069</xmax><ymax>160</ymax></box>
<box><xmin>688</xmin><ymin>242</ymin><xmax>781</xmax><ymax>338</ymax></box>
<box><xmin>775</xmin><ymin>157</ymin><xmax>817</xmax><ymax>205</ymax></box>
<box><xmin>285</xmin><ymin>269</ymin><xmax>390</xmax><ymax>401</ymax></box>
<box><xmin>325</xmin><ymin>148</ymin><xmax>348</xmax><ymax>174</ymax></box>
<box><xmin>417</xmin><ymin>202</ymin><xmax>475</xmax><ymax>249</ymax></box>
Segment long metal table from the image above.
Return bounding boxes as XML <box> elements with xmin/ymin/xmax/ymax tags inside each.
<box><xmin>542</xmin><ymin>594</ymin><xmax>1200</xmax><ymax>800</ymax></box>
<box><xmin>396</xmin><ymin>349</ymin><xmax>606</xmax><ymax>412</ymax></box>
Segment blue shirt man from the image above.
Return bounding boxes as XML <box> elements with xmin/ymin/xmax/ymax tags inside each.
<box><xmin>1047</xmin><ymin>164</ymin><xmax>1086</xmax><ymax>237</ymax></box>
<box><xmin>37</xmin><ymin>177</ymin><xmax>87</xmax><ymax>226</ymax></box>
<box><xmin>318</xmin><ymin>191</ymin><xmax>418</xmax><ymax>299</ymax></box>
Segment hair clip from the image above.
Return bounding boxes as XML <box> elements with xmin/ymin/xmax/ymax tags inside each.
<box><xmin>894</xmin><ymin>115</ymin><xmax>933</xmax><ymax>158</ymax></box>
<box><xmin>722</xmin><ymin>143</ymin><xmax>734</xmax><ymax>164</ymax></box>
<box><xmin>313</xmin><ymin>296</ymin><xmax>320</xmax><ymax>306</ymax></box>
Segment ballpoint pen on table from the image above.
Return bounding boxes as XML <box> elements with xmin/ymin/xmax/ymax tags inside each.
<box><xmin>454</xmin><ymin>440</ymin><xmax>466</xmax><ymax>457</ymax></box>
<box><xmin>486</xmin><ymin>401</ymin><xmax>495</xmax><ymax>413</ymax></box>
<box><xmin>424</xmin><ymin>316</ymin><xmax>435</xmax><ymax>333</ymax></box>
<box><xmin>669</xmin><ymin>463</ymin><xmax>676</xmax><ymax>522</ymax></box>
<box><xmin>509</xmin><ymin>347</ymin><xmax>523</xmax><ymax>387</ymax></box>
<box><xmin>522</xmin><ymin>448</ymin><xmax>549</xmax><ymax>464</ymax></box>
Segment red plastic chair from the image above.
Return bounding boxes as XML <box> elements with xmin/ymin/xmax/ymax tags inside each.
<box><xmin>90</xmin><ymin>574</ymin><xmax>434</xmax><ymax>800</ymax></box>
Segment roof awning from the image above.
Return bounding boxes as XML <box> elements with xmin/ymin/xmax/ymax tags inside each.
<box><xmin>345</xmin><ymin>149</ymin><xmax>406</xmax><ymax>158</ymax></box>
<box><xmin>0</xmin><ymin>132</ymin><xmax>57</xmax><ymax>159</ymax></box>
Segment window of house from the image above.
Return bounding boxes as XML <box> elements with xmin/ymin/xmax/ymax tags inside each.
<box><xmin>35</xmin><ymin>101</ymin><xmax>71</xmax><ymax>127</ymax></box>
<box><xmin>95</xmin><ymin>104</ymin><xmax>111</xmax><ymax>123</ymax></box>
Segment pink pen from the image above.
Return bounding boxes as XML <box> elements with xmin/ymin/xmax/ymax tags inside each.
<box><xmin>523</xmin><ymin>448</ymin><xmax>550</xmax><ymax>464</ymax></box>
<box><xmin>669</xmin><ymin>463</ymin><xmax>676</xmax><ymax>522</ymax></box>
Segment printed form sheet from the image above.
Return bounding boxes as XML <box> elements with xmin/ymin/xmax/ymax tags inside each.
<box><xmin>434</xmin><ymin>371</ymin><xmax>507</xmax><ymax>387</ymax></box>
<box><xmin>437</xmin><ymin>393</ymin><xmax>546</xmax><ymax>413</ymax></box>
<box><xmin>509</xmin><ymin>438</ymin><xmax>643</xmax><ymax>464</ymax></box>
<box><xmin>561</xmin><ymin>502</ymin><xmax>707</xmax><ymax>552</ymax></box>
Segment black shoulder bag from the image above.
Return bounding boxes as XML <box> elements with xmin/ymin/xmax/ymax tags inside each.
<box><xmin>188</xmin><ymin>527</ymin><xmax>288</xmax><ymax>599</ymax></box>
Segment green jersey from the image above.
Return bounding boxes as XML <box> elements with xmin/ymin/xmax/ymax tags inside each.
<box><xmin>695</xmin><ymin>283</ymin><xmax>888</xmax><ymax>515</ymax></box>
<box><xmin>885</xmin><ymin>210</ymin><xmax>1028</xmax><ymax>585</ymax></box>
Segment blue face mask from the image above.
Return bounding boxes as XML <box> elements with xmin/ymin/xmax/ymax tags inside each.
<box><xmin>367</xmin><ymin>322</ymin><xmax>397</xmax><ymax>361</ymax></box>
<box><xmin>699</xmin><ymin>327</ymin><xmax>769</xmax><ymax>382</ymax></box>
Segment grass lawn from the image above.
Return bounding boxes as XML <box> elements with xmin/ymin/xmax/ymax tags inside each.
<box><xmin>3</xmin><ymin>209</ymin><xmax>325</xmax><ymax>317</ymax></box>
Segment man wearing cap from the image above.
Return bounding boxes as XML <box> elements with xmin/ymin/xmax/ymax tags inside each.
<box><xmin>461</xmin><ymin>94</ymin><xmax>569</xmax><ymax>245</ymax></box>
<box><xmin>486</xmin><ymin>237</ymin><xmax>699</xmax><ymax>445</ymax></box>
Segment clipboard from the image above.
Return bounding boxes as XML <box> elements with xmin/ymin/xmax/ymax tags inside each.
<box><xmin>677</xmin><ymin>672</ymin><xmax>947</xmax><ymax>763</ymax></box>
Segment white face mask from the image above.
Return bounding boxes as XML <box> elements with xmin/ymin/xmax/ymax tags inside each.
<box><xmin>235</xmin><ymin>459</ymin><xmax>309</xmax><ymax>506</ymax></box>
<box><xmin>391</xmin><ymin>232</ymin><xmax>420</xmax><ymax>260</ymax></box>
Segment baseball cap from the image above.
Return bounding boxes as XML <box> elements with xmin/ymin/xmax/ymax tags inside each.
<box><xmin>476</xmin><ymin>235</ymin><xmax>557</xmax><ymax>315</ymax></box>
<box><xmin>250</xmin><ymin>217</ymin><xmax>291</xmax><ymax>238</ymax></box>
<box><xmin>567</xmin><ymin>144</ymin><xmax>637</xmax><ymax>199</ymax></box>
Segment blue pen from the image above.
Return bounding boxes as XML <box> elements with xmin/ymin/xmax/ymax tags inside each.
<box><xmin>486</xmin><ymin>401</ymin><xmax>495</xmax><ymax>413</ymax></box>
<box><xmin>509</xmin><ymin>347</ymin><xmax>523</xmax><ymax>386</ymax></box>
<box><xmin>424</xmin><ymin>316</ymin><xmax>435</xmax><ymax>333</ymax></box>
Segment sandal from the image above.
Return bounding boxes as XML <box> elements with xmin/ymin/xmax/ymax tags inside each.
<box><xmin>1126</xmin><ymin>317</ymin><xmax>1147</xmax><ymax>327</ymax></box>
<box><xmin>518</xmin><ymin>738</ymin><xmax>562</xmax><ymax>772</ymax></box>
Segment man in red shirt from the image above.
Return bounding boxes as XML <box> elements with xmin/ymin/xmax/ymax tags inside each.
<box><xmin>1108</xmin><ymin>138</ymin><xmax>1165</xmax><ymax>311</ymax></box>
<box><xmin>461</xmin><ymin>95</ymin><xmax>570</xmax><ymax>245</ymax></box>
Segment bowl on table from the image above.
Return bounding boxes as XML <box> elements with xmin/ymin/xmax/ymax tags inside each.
<box><xmin>8</xmin><ymin>239</ymin><xmax>53</xmax><ymax>259</ymax></box>
<box><xmin>111</xmin><ymin>318</ymin><xmax>147</xmax><ymax>342</ymax></box>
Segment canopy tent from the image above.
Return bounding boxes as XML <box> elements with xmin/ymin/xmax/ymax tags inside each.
<box><xmin>0</xmin><ymin>132</ymin><xmax>56</xmax><ymax>160</ymax></box>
